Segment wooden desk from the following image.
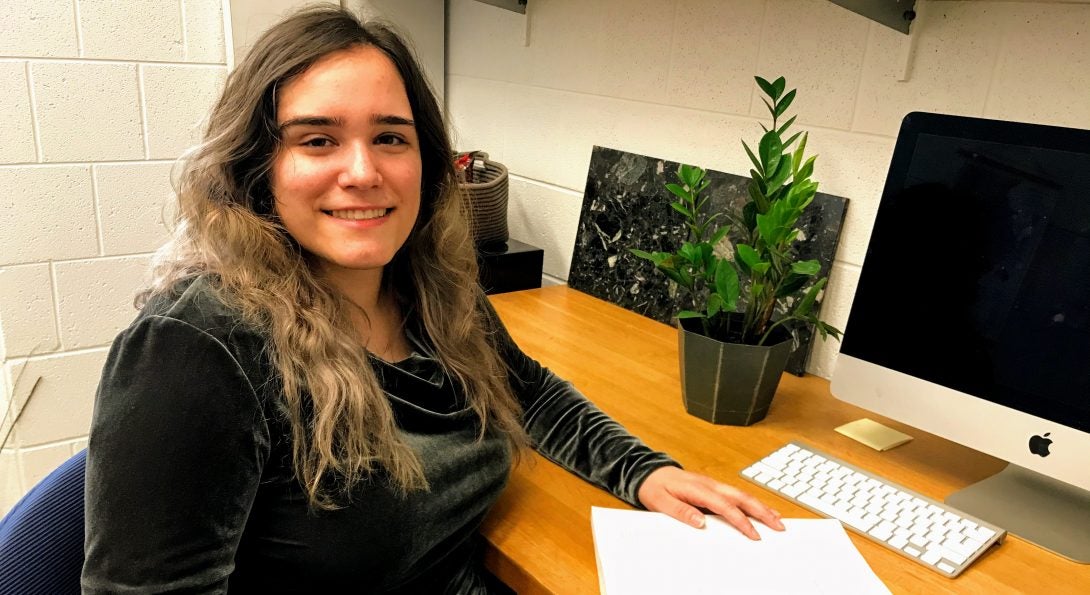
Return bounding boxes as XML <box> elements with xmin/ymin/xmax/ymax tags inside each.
<box><xmin>483</xmin><ymin>286</ymin><xmax>1088</xmax><ymax>594</ymax></box>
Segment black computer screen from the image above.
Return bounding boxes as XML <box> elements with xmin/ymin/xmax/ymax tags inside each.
<box><xmin>839</xmin><ymin>112</ymin><xmax>1090</xmax><ymax>433</ymax></box>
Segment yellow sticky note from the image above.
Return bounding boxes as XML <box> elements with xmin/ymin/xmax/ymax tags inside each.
<box><xmin>835</xmin><ymin>418</ymin><xmax>913</xmax><ymax>451</ymax></box>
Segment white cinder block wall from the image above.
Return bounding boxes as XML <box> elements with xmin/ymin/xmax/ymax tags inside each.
<box><xmin>0</xmin><ymin>0</ymin><xmax>226</xmax><ymax>513</ymax></box>
<box><xmin>445</xmin><ymin>0</ymin><xmax>1090</xmax><ymax>379</ymax></box>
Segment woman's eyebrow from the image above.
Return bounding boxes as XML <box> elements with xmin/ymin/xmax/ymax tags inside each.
<box><xmin>372</xmin><ymin>114</ymin><xmax>415</xmax><ymax>127</ymax></box>
<box><xmin>278</xmin><ymin>115</ymin><xmax>344</xmax><ymax>132</ymax></box>
<box><xmin>277</xmin><ymin>114</ymin><xmax>414</xmax><ymax>132</ymax></box>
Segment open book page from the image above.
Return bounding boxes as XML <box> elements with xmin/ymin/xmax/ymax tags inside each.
<box><xmin>591</xmin><ymin>507</ymin><xmax>890</xmax><ymax>594</ymax></box>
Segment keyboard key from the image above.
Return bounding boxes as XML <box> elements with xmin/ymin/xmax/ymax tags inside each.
<box><xmin>869</xmin><ymin>524</ymin><xmax>894</xmax><ymax>542</ymax></box>
<box><xmin>921</xmin><ymin>548</ymin><xmax>943</xmax><ymax>565</ymax></box>
<box><xmin>941</xmin><ymin>546</ymin><xmax>969</xmax><ymax>565</ymax></box>
<box><xmin>973</xmin><ymin>527</ymin><xmax>996</xmax><ymax>542</ymax></box>
<box><xmin>782</xmin><ymin>483</ymin><xmax>806</xmax><ymax>498</ymax></box>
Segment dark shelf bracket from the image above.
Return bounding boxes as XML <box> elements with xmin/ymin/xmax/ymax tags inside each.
<box><xmin>828</xmin><ymin>0</ymin><xmax>917</xmax><ymax>34</ymax></box>
<box><xmin>472</xmin><ymin>0</ymin><xmax>527</xmax><ymax>15</ymax></box>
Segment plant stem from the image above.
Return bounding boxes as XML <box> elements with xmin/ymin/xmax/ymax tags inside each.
<box><xmin>758</xmin><ymin>316</ymin><xmax>793</xmax><ymax>346</ymax></box>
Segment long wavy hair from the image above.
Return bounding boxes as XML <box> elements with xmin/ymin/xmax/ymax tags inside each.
<box><xmin>141</xmin><ymin>6</ymin><xmax>526</xmax><ymax>507</ymax></box>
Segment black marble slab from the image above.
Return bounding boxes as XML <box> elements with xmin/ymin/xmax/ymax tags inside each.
<box><xmin>568</xmin><ymin>146</ymin><xmax>849</xmax><ymax>375</ymax></box>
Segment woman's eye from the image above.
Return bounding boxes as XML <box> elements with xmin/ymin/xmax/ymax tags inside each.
<box><xmin>302</xmin><ymin>137</ymin><xmax>333</xmax><ymax>148</ymax></box>
<box><xmin>376</xmin><ymin>134</ymin><xmax>406</xmax><ymax>146</ymax></box>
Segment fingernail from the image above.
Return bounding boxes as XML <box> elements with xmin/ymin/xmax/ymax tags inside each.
<box><xmin>690</xmin><ymin>513</ymin><xmax>706</xmax><ymax>528</ymax></box>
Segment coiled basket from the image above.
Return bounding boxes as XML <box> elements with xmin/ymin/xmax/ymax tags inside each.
<box><xmin>458</xmin><ymin>153</ymin><xmax>509</xmax><ymax>247</ymax></box>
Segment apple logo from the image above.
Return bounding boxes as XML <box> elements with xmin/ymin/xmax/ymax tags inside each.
<box><xmin>1028</xmin><ymin>432</ymin><xmax>1053</xmax><ymax>457</ymax></box>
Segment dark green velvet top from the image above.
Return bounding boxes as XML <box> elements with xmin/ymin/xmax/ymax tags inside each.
<box><xmin>82</xmin><ymin>277</ymin><xmax>678</xmax><ymax>593</ymax></box>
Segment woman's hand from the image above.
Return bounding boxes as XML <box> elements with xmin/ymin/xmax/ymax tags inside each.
<box><xmin>636</xmin><ymin>466</ymin><xmax>785</xmax><ymax>540</ymax></box>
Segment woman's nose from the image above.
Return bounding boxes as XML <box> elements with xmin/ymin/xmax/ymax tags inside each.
<box><xmin>338</xmin><ymin>143</ymin><xmax>382</xmax><ymax>189</ymax></box>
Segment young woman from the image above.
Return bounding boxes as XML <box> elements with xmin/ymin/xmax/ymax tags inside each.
<box><xmin>82</xmin><ymin>7</ymin><xmax>782</xmax><ymax>593</ymax></box>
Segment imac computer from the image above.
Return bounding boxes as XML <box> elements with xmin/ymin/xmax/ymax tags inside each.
<box><xmin>831</xmin><ymin>112</ymin><xmax>1090</xmax><ymax>562</ymax></box>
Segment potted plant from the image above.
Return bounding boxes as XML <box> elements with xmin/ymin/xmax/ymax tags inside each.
<box><xmin>632</xmin><ymin>76</ymin><xmax>841</xmax><ymax>426</ymax></box>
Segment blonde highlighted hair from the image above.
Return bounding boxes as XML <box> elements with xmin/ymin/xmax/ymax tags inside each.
<box><xmin>142</xmin><ymin>6</ymin><xmax>525</xmax><ymax>507</ymax></box>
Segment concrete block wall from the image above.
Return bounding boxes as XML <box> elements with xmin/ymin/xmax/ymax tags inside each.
<box><xmin>445</xmin><ymin>0</ymin><xmax>1090</xmax><ymax>379</ymax></box>
<box><xmin>0</xmin><ymin>0</ymin><xmax>226</xmax><ymax>514</ymax></box>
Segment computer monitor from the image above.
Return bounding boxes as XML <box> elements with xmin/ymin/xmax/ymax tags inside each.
<box><xmin>831</xmin><ymin>112</ymin><xmax>1090</xmax><ymax>563</ymax></box>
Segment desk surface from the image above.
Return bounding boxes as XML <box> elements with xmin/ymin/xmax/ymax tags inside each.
<box><xmin>483</xmin><ymin>286</ymin><xmax>1088</xmax><ymax>594</ymax></box>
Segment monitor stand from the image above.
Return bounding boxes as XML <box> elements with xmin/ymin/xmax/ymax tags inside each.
<box><xmin>946</xmin><ymin>464</ymin><xmax>1090</xmax><ymax>563</ymax></box>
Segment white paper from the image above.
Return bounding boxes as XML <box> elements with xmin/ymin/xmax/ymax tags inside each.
<box><xmin>591</xmin><ymin>507</ymin><xmax>891</xmax><ymax>595</ymax></box>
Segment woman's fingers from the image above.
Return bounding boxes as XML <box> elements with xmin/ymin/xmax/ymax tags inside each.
<box><xmin>637</xmin><ymin>466</ymin><xmax>786</xmax><ymax>540</ymax></box>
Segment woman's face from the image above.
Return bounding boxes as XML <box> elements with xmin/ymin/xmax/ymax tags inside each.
<box><xmin>270</xmin><ymin>45</ymin><xmax>422</xmax><ymax>276</ymax></box>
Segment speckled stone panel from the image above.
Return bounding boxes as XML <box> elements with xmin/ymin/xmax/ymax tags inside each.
<box><xmin>568</xmin><ymin>146</ymin><xmax>848</xmax><ymax>375</ymax></box>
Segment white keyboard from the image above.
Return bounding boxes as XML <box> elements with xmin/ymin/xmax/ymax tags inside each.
<box><xmin>740</xmin><ymin>441</ymin><xmax>1005</xmax><ymax>578</ymax></box>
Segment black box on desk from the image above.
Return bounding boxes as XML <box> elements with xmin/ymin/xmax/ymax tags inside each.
<box><xmin>478</xmin><ymin>238</ymin><xmax>543</xmax><ymax>295</ymax></box>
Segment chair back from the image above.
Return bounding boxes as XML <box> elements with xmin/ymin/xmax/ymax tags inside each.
<box><xmin>0</xmin><ymin>448</ymin><xmax>86</xmax><ymax>595</ymax></box>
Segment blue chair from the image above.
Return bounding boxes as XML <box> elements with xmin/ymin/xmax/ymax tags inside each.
<box><xmin>0</xmin><ymin>448</ymin><xmax>86</xmax><ymax>595</ymax></box>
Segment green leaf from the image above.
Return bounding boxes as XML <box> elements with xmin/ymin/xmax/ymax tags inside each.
<box><xmin>750</xmin><ymin>169</ymin><xmax>765</xmax><ymax>189</ymax></box>
<box><xmin>742</xmin><ymin>202</ymin><xmax>758</xmax><ymax>233</ymax></box>
<box><xmin>782</xmin><ymin>131</ymin><xmax>802</xmax><ymax>155</ymax></box>
<box><xmin>677</xmin><ymin>310</ymin><xmax>704</xmax><ymax>319</ymax></box>
<box><xmin>736</xmin><ymin>243</ymin><xmax>761</xmax><ymax>269</ymax></box>
<box><xmin>678</xmin><ymin>164</ymin><xmax>705</xmax><ymax>190</ymax></box>
<box><xmin>714</xmin><ymin>260</ymin><xmax>739</xmax><ymax>312</ymax></box>
<box><xmin>795</xmin><ymin>277</ymin><xmax>827</xmax><ymax>317</ymax></box>
<box><xmin>633</xmin><ymin>250</ymin><xmax>673</xmax><ymax>268</ymax></box>
<box><xmin>766</xmin><ymin>156</ymin><xmax>793</xmax><ymax>194</ymax></box>
<box><xmin>751</xmin><ymin>282</ymin><xmax>765</xmax><ymax>302</ymax></box>
<box><xmin>707</xmin><ymin>293</ymin><xmax>724</xmax><ymax>317</ymax></box>
<box><xmin>710</xmin><ymin>225</ymin><xmax>730</xmax><ymax>247</ymax></box>
<box><xmin>678</xmin><ymin>242</ymin><xmax>696</xmax><ymax>262</ymax></box>
<box><xmin>755</xmin><ymin>76</ymin><xmax>777</xmax><ymax>99</ymax></box>
<box><xmin>791</xmin><ymin>260</ymin><xmax>821</xmax><ymax>276</ymax></box>
<box><xmin>792</xmin><ymin>132</ymin><xmax>809</xmax><ymax>173</ymax></box>
<box><xmin>775</xmin><ymin>88</ymin><xmax>796</xmax><ymax>117</ymax></box>
<box><xmin>670</xmin><ymin>201</ymin><xmax>693</xmax><ymax>219</ymax></box>
<box><xmin>821</xmin><ymin>322</ymin><xmax>843</xmax><ymax>341</ymax></box>
<box><xmin>747</xmin><ymin>182</ymin><xmax>769</xmax><ymax>214</ymax></box>
<box><xmin>665</xmin><ymin>183</ymin><xmax>689</xmax><ymax>202</ymax></box>
<box><xmin>771</xmin><ymin>77</ymin><xmax>786</xmax><ymax>100</ymax></box>
<box><xmin>775</xmin><ymin>273</ymin><xmax>811</xmax><ymax>298</ymax></box>
<box><xmin>677</xmin><ymin>164</ymin><xmax>694</xmax><ymax>186</ymax></box>
<box><xmin>758</xmin><ymin>130</ymin><xmax>783</xmax><ymax>181</ymax></box>
<box><xmin>797</xmin><ymin>155</ymin><xmax>817</xmax><ymax>182</ymax></box>
<box><xmin>662</xmin><ymin>267</ymin><xmax>685</xmax><ymax>286</ymax></box>
<box><xmin>678</xmin><ymin>268</ymin><xmax>693</xmax><ymax>289</ymax></box>
<box><xmin>742</xmin><ymin>141</ymin><xmax>763</xmax><ymax>175</ymax></box>
<box><xmin>752</xmin><ymin>262</ymin><xmax>771</xmax><ymax>275</ymax></box>
<box><xmin>776</xmin><ymin>115</ymin><xmax>797</xmax><ymax>136</ymax></box>
<box><xmin>755</xmin><ymin>212</ymin><xmax>772</xmax><ymax>242</ymax></box>
<box><xmin>698</xmin><ymin>243</ymin><xmax>715</xmax><ymax>276</ymax></box>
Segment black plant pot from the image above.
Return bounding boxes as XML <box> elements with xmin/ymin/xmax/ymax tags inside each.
<box><xmin>677</xmin><ymin>317</ymin><xmax>793</xmax><ymax>426</ymax></box>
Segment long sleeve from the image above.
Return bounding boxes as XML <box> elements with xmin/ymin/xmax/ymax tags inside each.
<box><xmin>82</xmin><ymin>314</ymin><xmax>271</xmax><ymax>594</ymax></box>
<box><xmin>480</xmin><ymin>297</ymin><xmax>680</xmax><ymax>507</ymax></box>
